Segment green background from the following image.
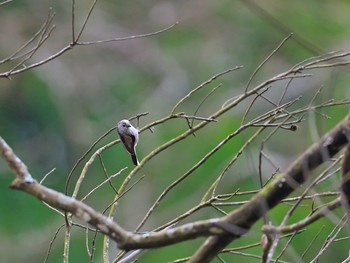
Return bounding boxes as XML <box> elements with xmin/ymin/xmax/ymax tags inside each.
<box><xmin>1</xmin><ymin>1</ymin><xmax>350</xmax><ymax>262</ymax></box>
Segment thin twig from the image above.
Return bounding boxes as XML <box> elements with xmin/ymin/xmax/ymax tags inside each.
<box><xmin>71</xmin><ymin>0</ymin><xmax>76</xmax><ymax>42</ymax></box>
<box><xmin>80</xmin><ymin>167</ymin><xmax>127</xmax><ymax>202</ymax></box>
<box><xmin>310</xmin><ymin>216</ymin><xmax>348</xmax><ymax>263</ymax></box>
<box><xmin>190</xmin><ymin>83</ymin><xmax>223</xmax><ymax>127</ymax></box>
<box><xmin>297</xmin><ymin>225</ymin><xmax>325</xmax><ymax>263</ymax></box>
<box><xmin>0</xmin><ymin>8</ymin><xmax>55</xmax><ymax>64</ymax></box>
<box><xmin>75</xmin><ymin>0</ymin><xmax>99</xmax><ymax>42</ymax></box>
<box><xmin>0</xmin><ymin>0</ymin><xmax>12</xmax><ymax>5</ymax></box>
<box><xmin>244</xmin><ymin>33</ymin><xmax>293</xmax><ymax>93</ymax></box>
<box><xmin>98</xmin><ymin>154</ymin><xmax>119</xmax><ymax>194</ymax></box>
<box><xmin>39</xmin><ymin>168</ymin><xmax>56</xmax><ymax>184</ymax></box>
<box><xmin>171</xmin><ymin>66</ymin><xmax>243</xmax><ymax>115</ymax></box>
<box><xmin>44</xmin><ymin>224</ymin><xmax>66</xmax><ymax>263</ymax></box>
<box><xmin>76</xmin><ymin>22</ymin><xmax>179</xmax><ymax>45</ymax></box>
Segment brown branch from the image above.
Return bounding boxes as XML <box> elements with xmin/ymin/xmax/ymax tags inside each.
<box><xmin>244</xmin><ymin>33</ymin><xmax>293</xmax><ymax>93</ymax></box>
<box><xmin>0</xmin><ymin>136</ymin><xmax>244</xmax><ymax>251</ymax></box>
<box><xmin>0</xmin><ymin>134</ymin><xmax>306</xmax><ymax>257</ymax></box>
<box><xmin>262</xmin><ymin>197</ymin><xmax>341</xmax><ymax>234</ymax></box>
<box><xmin>170</xmin><ymin>66</ymin><xmax>243</xmax><ymax>115</ymax></box>
<box><xmin>0</xmin><ymin>45</ymin><xmax>73</xmax><ymax>79</ymax></box>
<box><xmin>189</xmin><ymin>113</ymin><xmax>350</xmax><ymax>263</ymax></box>
<box><xmin>0</xmin><ymin>8</ymin><xmax>55</xmax><ymax>65</ymax></box>
<box><xmin>76</xmin><ymin>22</ymin><xmax>179</xmax><ymax>45</ymax></box>
<box><xmin>0</xmin><ymin>22</ymin><xmax>178</xmax><ymax>79</ymax></box>
<box><xmin>0</xmin><ymin>137</ymin><xmax>34</xmax><ymax>183</ymax></box>
<box><xmin>9</xmin><ymin>179</ymin><xmax>234</xmax><ymax>250</ymax></box>
<box><xmin>310</xmin><ymin>215</ymin><xmax>347</xmax><ymax>262</ymax></box>
<box><xmin>341</xmin><ymin>138</ymin><xmax>350</xmax><ymax>222</ymax></box>
<box><xmin>6</xmin><ymin>170</ymin><xmax>226</xmax><ymax>250</ymax></box>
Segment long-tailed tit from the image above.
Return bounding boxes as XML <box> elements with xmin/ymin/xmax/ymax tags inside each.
<box><xmin>117</xmin><ymin>119</ymin><xmax>139</xmax><ymax>165</ymax></box>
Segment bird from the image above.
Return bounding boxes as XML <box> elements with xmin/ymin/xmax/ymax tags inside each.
<box><xmin>117</xmin><ymin>119</ymin><xmax>139</xmax><ymax>165</ymax></box>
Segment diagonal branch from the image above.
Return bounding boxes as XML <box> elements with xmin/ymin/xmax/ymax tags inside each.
<box><xmin>0</xmin><ymin>136</ymin><xmax>249</xmax><ymax>251</ymax></box>
<box><xmin>340</xmin><ymin>135</ymin><xmax>350</xmax><ymax>223</ymax></box>
<box><xmin>189</xmin><ymin>113</ymin><xmax>350</xmax><ymax>262</ymax></box>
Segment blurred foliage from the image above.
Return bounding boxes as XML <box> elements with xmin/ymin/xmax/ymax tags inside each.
<box><xmin>1</xmin><ymin>0</ymin><xmax>350</xmax><ymax>262</ymax></box>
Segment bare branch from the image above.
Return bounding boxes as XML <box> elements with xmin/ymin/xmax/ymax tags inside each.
<box><xmin>171</xmin><ymin>66</ymin><xmax>243</xmax><ymax>115</ymax></box>
<box><xmin>44</xmin><ymin>224</ymin><xmax>66</xmax><ymax>263</ymax></box>
<box><xmin>190</xmin><ymin>83</ymin><xmax>223</xmax><ymax>128</ymax></box>
<box><xmin>341</xmin><ymin>141</ymin><xmax>350</xmax><ymax>223</ymax></box>
<box><xmin>310</xmin><ymin>215</ymin><xmax>347</xmax><ymax>262</ymax></box>
<box><xmin>0</xmin><ymin>18</ymin><xmax>178</xmax><ymax>80</ymax></box>
<box><xmin>0</xmin><ymin>137</ymin><xmax>34</xmax><ymax>183</ymax></box>
<box><xmin>0</xmin><ymin>139</ymin><xmax>235</xmax><ymax>251</ymax></box>
<box><xmin>80</xmin><ymin>167</ymin><xmax>127</xmax><ymax>202</ymax></box>
<box><xmin>190</xmin><ymin>113</ymin><xmax>350</xmax><ymax>262</ymax></box>
<box><xmin>75</xmin><ymin>0</ymin><xmax>99</xmax><ymax>42</ymax></box>
<box><xmin>0</xmin><ymin>8</ymin><xmax>55</xmax><ymax>65</ymax></box>
<box><xmin>0</xmin><ymin>0</ymin><xmax>12</xmax><ymax>6</ymax></box>
<box><xmin>262</xmin><ymin>197</ymin><xmax>341</xmax><ymax>234</ymax></box>
<box><xmin>76</xmin><ymin>22</ymin><xmax>179</xmax><ymax>45</ymax></box>
<box><xmin>244</xmin><ymin>33</ymin><xmax>293</xmax><ymax>93</ymax></box>
<box><xmin>0</xmin><ymin>45</ymin><xmax>72</xmax><ymax>79</ymax></box>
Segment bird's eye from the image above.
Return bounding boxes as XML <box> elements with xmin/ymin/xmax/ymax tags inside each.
<box><xmin>122</xmin><ymin>124</ymin><xmax>126</xmax><ymax>127</ymax></box>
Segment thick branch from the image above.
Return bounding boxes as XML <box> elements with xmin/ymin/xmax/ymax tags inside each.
<box><xmin>9</xmin><ymin>178</ymin><xmax>234</xmax><ymax>250</ymax></box>
<box><xmin>10</xmin><ymin>179</ymin><xmax>128</xmax><ymax>243</ymax></box>
<box><xmin>341</xmin><ymin>142</ymin><xmax>350</xmax><ymax>222</ymax></box>
<box><xmin>190</xmin><ymin>114</ymin><xmax>350</xmax><ymax>262</ymax></box>
<box><xmin>0</xmin><ymin>136</ymin><xmax>231</xmax><ymax>251</ymax></box>
<box><xmin>0</xmin><ymin>137</ymin><xmax>34</xmax><ymax>183</ymax></box>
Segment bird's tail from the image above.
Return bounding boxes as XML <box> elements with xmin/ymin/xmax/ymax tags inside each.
<box><xmin>131</xmin><ymin>153</ymin><xmax>139</xmax><ymax>166</ymax></box>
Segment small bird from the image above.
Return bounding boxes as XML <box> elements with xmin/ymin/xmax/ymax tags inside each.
<box><xmin>117</xmin><ymin>119</ymin><xmax>139</xmax><ymax>165</ymax></box>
